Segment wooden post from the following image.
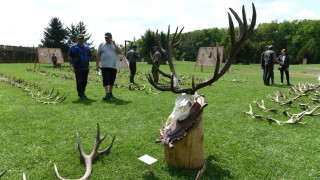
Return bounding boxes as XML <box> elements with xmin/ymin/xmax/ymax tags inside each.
<box><xmin>163</xmin><ymin>111</ymin><xmax>205</xmax><ymax>169</ymax></box>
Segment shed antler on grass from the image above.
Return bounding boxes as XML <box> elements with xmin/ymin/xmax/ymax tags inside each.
<box><xmin>0</xmin><ymin>170</ymin><xmax>7</xmax><ymax>177</ymax></box>
<box><xmin>267</xmin><ymin>105</ymin><xmax>320</xmax><ymax>125</ymax></box>
<box><xmin>54</xmin><ymin>123</ymin><xmax>116</xmax><ymax>180</ymax></box>
<box><xmin>147</xmin><ymin>3</ymin><xmax>257</xmax><ymax>95</ymax></box>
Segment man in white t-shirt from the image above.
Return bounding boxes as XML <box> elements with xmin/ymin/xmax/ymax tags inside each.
<box><xmin>96</xmin><ymin>32</ymin><xmax>123</xmax><ymax>100</ymax></box>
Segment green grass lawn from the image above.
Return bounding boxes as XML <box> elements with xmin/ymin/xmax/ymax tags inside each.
<box><xmin>0</xmin><ymin>62</ymin><xmax>320</xmax><ymax>179</ymax></box>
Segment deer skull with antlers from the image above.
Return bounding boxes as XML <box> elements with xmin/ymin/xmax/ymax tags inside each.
<box><xmin>149</xmin><ymin>3</ymin><xmax>257</xmax><ymax>146</ymax></box>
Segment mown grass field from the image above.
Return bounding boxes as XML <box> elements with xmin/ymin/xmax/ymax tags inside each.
<box><xmin>0</xmin><ymin>62</ymin><xmax>320</xmax><ymax>179</ymax></box>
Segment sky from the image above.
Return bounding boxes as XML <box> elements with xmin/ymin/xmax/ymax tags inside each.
<box><xmin>0</xmin><ymin>0</ymin><xmax>319</xmax><ymax>48</ymax></box>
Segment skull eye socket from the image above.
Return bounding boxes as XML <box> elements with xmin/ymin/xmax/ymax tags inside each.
<box><xmin>187</xmin><ymin>101</ymin><xmax>192</xmax><ymax>107</ymax></box>
<box><xmin>178</xmin><ymin>100</ymin><xmax>192</xmax><ymax>110</ymax></box>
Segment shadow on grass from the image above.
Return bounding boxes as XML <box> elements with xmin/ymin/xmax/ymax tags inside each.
<box><xmin>72</xmin><ymin>97</ymin><xmax>97</xmax><ymax>105</ymax></box>
<box><xmin>101</xmin><ymin>97</ymin><xmax>132</xmax><ymax>106</ymax></box>
<box><xmin>267</xmin><ymin>83</ymin><xmax>294</xmax><ymax>88</ymax></box>
<box><xmin>142</xmin><ymin>172</ymin><xmax>160</xmax><ymax>180</ymax></box>
<box><xmin>165</xmin><ymin>154</ymin><xmax>233</xmax><ymax>179</ymax></box>
<box><xmin>205</xmin><ymin>155</ymin><xmax>233</xmax><ymax>179</ymax></box>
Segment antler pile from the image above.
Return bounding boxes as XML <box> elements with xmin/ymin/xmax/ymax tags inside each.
<box><xmin>267</xmin><ymin>105</ymin><xmax>320</xmax><ymax>125</ymax></box>
<box><xmin>0</xmin><ymin>74</ymin><xmax>68</xmax><ymax>104</ymax></box>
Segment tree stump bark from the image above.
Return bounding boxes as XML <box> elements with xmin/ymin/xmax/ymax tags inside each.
<box><xmin>163</xmin><ymin>111</ymin><xmax>205</xmax><ymax>169</ymax></box>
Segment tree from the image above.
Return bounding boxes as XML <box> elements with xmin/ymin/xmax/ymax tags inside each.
<box><xmin>40</xmin><ymin>17</ymin><xmax>69</xmax><ymax>53</ymax></box>
<box><xmin>66</xmin><ymin>21</ymin><xmax>94</xmax><ymax>48</ymax></box>
<box><xmin>135</xmin><ymin>20</ymin><xmax>320</xmax><ymax>64</ymax></box>
<box><xmin>139</xmin><ymin>29</ymin><xmax>156</xmax><ymax>63</ymax></box>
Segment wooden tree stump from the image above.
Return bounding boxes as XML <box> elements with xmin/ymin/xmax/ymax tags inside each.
<box><xmin>164</xmin><ymin>111</ymin><xmax>205</xmax><ymax>169</ymax></box>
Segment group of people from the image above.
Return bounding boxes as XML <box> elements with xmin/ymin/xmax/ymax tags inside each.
<box><xmin>68</xmin><ymin>33</ymin><xmax>161</xmax><ymax>100</ymax></box>
<box><xmin>261</xmin><ymin>45</ymin><xmax>291</xmax><ymax>86</ymax></box>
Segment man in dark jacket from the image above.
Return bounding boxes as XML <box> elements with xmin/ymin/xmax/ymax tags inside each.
<box><xmin>278</xmin><ymin>49</ymin><xmax>291</xmax><ymax>85</ymax></box>
<box><xmin>264</xmin><ymin>45</ymin><xmax>278</xmax><ymax>86</ymax></box>
<box><xmin>260</xmin><ymin>45</ymin><xmax>268</xmax><ymax>84</ymax></box>
<box><xmin>68</xmin><ymin>34</ymin><xmax>92</xmax><ymax>99</ymax></box>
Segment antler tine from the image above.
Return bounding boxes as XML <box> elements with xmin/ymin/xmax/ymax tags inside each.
<box><xmin>156</xmin><ymin>30</ymin><xmax>165</xmax><ymax>54</ymax></box>
<box><xmin>172</xmin><ymin>26</ymin><xmax>184</xmax><ymax>47</ymax></box>
<box><xmin>93</xmin><ymin>122</ymin><xmax>116</xmax><ymax>157</ymax></box>
<box><xmin>0</xmin><ymin>170</ymin><xmax>7</xmax><ymax>177</ymax></box>
<box><xmin>248</xmin><ymin>3</ymin><xmax>257</xmax><ymax>33</ymax></box>
<box><xmin>229</xmin><ymin>7</ymin><xmax>245</xmax><ymax>40</ymax></box>
<box><xmin>228</xmin><ymin>12</ymin><xmax>236</xmax><ymax>46</ymax></box>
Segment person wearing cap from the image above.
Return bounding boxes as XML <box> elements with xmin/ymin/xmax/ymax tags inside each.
<box><xmin>126</xmin><ymin>45</ymin><xmax>140</xmax><ymax>84</ymax></box>
<box><xmin>96</xmin><ymin>32</ymin><xmax>123</xmax><ymax>100</ymax></box>
<box><xmin>264</xmin><ymin>45</ymin><xmax>279</xmax><ymax>86</ymax></box>
<box><xmin>68</xmin><ymin>34</ymin><xmax>92</xmax><ymax>100</ymax></box>
<box><xmin>152</xmin><ymin>46</ymin><xmax>161</xmax><ymax>84</ymax></box>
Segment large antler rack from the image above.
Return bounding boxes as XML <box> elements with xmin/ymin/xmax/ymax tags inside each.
<box><xmin>147</xmin><ymin>3</ymin><xmax>257</xmax><ymax>95</ymax></box>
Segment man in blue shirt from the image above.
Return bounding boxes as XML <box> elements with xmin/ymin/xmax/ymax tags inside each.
<box><xmin>68</xmin><ymin>34</ymin><xmax>92</xmax><ymax>100</ymax></box>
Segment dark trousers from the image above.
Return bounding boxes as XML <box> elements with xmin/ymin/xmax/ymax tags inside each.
<box><xmin>101</xmin><ymin>68</ymin><xmax>117</xmax><ymax>86</ymax></box>
<box><xmin>74</xmin><ymin>69</ymin><xmax>89</xmax><ymax>97</ymax></box>
<box><xmin>262</xmin><ymin>67</ymin><xmax>266</xmax><ymax>84</ymax></box>
<box><xmin>265</xmin><ymin>63</ymin><xmax>274</xmax><ymax>85</ymax></box>
<box><xmin>129</xmin><ymin>63</ymin><xmax>136</xmax><ymax>84</ymax></box>
<box><xmin>151</xmin><ymin>62</ymin><xmax>160</xmax><ymax>83</ymax></box>
<box><xmin>280</xmin><ymin>66</ymin><xmax>290</xmax><ymax>84</ymax></box>
<box><xmin>53</xmin><ymin>61</ymin><xmax>57</xmax><ymax>69</ymax></box>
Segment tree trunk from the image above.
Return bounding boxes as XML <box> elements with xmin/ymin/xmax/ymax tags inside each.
<box><xmin>163</xmin><ymin>112</ymin><xmax>205</xmax><ymax>169</ymax></box>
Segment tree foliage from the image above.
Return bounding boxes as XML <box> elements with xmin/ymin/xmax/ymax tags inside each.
<box><xmin>137</xmin><ymin>20</ymin><xmax>320</xmax><ymax>64</ymax></box>
<box><xmin>41</xmin><ymin>17</ymin><xmax>94</xmax><ymax>54</ymax></box>
<box><xmin>66</xmin><ymin>21</ymin><xmax>93</xmax><ymax>48</ymax></box>
<box><xmin>136</xmin><ymin>29</ymin><xmax>173</xmax><ymax>64</ymax></box>
<box><xmin>40</xmin><ymin>17</ymin><xmax>69</xmax><ymax>53</ymax></box>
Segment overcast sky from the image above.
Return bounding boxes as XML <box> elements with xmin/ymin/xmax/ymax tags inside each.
<box><xmin>0</xmin><ymin>0</ymin><xmax>319</xmax><ymax>48</ymax></box>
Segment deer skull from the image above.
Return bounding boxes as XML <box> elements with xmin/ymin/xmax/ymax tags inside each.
<box><xmin>165</xmin><ymin>93</ymin><xmax>199</xmax><ymax>130</ymax></box>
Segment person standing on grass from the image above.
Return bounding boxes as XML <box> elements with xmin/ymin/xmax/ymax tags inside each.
<box><xmin>152</xmin><ymin>46</ymin><xmax>161</xmax><ymax>84</ymax></box>
<box><xmin>278</xmin><ymin>49</ymin><xmax>291</xmax><ymax>85</ymax></box>
<box><xmin>51</xmin><ymin>53</ymin><xmax>58</xmax><ymax>69</ymax></box>
<box><xmin>126</xmin><ymin>45</ymin><xmax>140</xmax><ymax>85</ymax></box>
<box><xmin>264</xmin><ymin>45</ymin><xmax>279</xmax><ymax>86</ymax></box>
<box><xmin>68</xmin><ymin>34</ymin><xmax>92</xmax><ymax>100</ymax></box>
<box><xmin>260</xmin><ymin>45</ymin><xmax>268</xmax><ymax>84</ymax></box>
<box><xmin>96</xmin><ymin>32</ymin><xmax>123</xmax><ymax>101</ymax></box>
